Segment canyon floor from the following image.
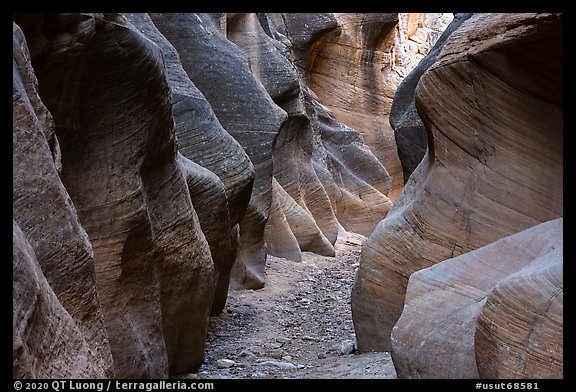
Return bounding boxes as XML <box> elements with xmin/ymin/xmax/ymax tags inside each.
<box><xmin>178</xmin><ymin>232</ymin><xmax>397</xmax><ymax>380</ymax></box>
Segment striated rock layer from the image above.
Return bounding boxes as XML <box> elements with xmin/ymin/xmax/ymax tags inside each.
<box><xmin>272</xmin><ymin>13</ymin><xmax>394</xmax><ymax>240</ymax></box>
<box><xmin>391</xmin><ymin>218</ymin><xmax>563</xmax><ymax>379</ymax></box>
<box><xmin>224</xmin><ymin>13</ymin><xmax>335</xmax><ymax>262</ymax></box>
<box><xmin>474</xmin><ymin>230</ymin><xmax>563</xmax><ymax>378</ymax></box>
<box><xmin>304</xmin><ymin>13</ymin><xmax>404</xmax><ymax>200</ymax></box>
<box><xmin>301</xmin><ymin>13</ymin><xmax>450</xmax><ymax>200</ymax></box>
<box><xmin>14</xmin><ymin>13</ymin><xmax>224</xmax><ymax>377</ymax></box>
<box><xmin>149</xmin><ymin>13</ymin><xmax>397</xmax><ymax>275</ymax></box>
<box><xmin>13</xmin><ymin>221</ymin><xmax>108</xmax><ymax>378</ymax></box>
<box><xmin>150</xmin><ymin>13</ymin><xmax>285</xmax><ymax>289</ymax></box>
<box><xmin>390</xmin><ymin>13</ymin><xmax>472</xmax><ymax>182</ymax></box>
<box><xmin>351</xmin><ymin>13</ymin><xmax>563</xmax><ymax>353</ymax></box>
<box><xmin>13</xmin><ymin>12</ymin><xmax>438</xmax><ymax>378</ymax></box>
<box><xmin>13</xmin><ymin>22</ymin><xmax>113</xmax><ymax>378</ymax></box>
<box><xmin>124</xmin><ymin>13</ymin><xmax>255</xmax><ymax>315</ymax></box>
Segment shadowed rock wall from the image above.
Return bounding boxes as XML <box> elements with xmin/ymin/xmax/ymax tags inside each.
<box><xmin>13</xmin><ymin>21</ymin><xmax>113</xmax><ymax>377</ymax></box>
<box><xmin>14</xmin><ymin>13</ymin><xmax>222</xmax><ymax>377</ymax></box>
<box><xmin>13</xmin><ymin>12</ymin><xmax>404</xmax><ymax>378</ymax></box>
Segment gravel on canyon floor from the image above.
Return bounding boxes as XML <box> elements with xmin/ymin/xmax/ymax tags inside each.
<box><xmin>176</xmin><ymin>232</ymin><xmax>397</xmax><ymax>380</ymax></box>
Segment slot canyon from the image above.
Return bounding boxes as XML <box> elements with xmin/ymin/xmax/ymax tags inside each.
<box><xmin>13</xmin><ymin>13</ymin><xmax>563</xmax><ymax>380</ymax></box>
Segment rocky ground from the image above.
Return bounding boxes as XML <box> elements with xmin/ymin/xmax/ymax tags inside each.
<box><xmin>178</xmin><ymin>232</ymin><xmax>397</xmax><ymax>379</ymax></box>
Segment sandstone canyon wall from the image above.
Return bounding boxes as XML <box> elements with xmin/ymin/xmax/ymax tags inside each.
<box><xmin>13</xmin><ymin>21</ymin><xmax>113</xmax><ymax>377</ymax></box>
<box><xmin>13</xmin><ymin>12</ymin><xmax>407</xmax><ymax>378</ymax></box>
<box><xmin>123</xmin><ymin>13</ymin><xmax>256</xmax><ymax>314</ymax></box>
<box><xmin>147</xmin><ymin>13</ymin><xmax>285</xmax><ymax>289</ymax></box>
<box><xmin>390</xmin><ymin>13</ymin><xmax>472</xmax><ymax>182</ymax></box>
<box><xmin>351</xmin><ymin>12</ymin><xmax>563</xmax><ymax>379</ymax></box>
<box><xmin>266</xmin><ymin>13</ymin><xmax>394</xmax><ymax>244</ymax></box>
<box><xmin>14</xmin><ymin>12</ymin><xmax>562</xmax><ymax>380</ymax></box>
<box><xmin>14</xmin><ymin>13</ymin><xmax>225</xmax><ymax>377</ymax></box>
<box><xmin>303</xmin><ymin>13</ymin><xmax>404</xmax><ymax>200</ymax></box>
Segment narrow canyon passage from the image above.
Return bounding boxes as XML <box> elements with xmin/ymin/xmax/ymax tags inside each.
<box><xmin>184</xmin><ymin>232</ymin><xmax>396</xmax><ymax>379</ymax></box>
<box><xmin>12</xmin><ymin>12</ymin><xmax>439</xmax><ymax>379</ymax></box>
<box><xmin>13</xmin><ymin>12</ymin><xmax>563</xmax><ymax>381</ymax></box>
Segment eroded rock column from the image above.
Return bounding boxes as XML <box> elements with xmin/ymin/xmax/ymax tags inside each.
<box><xmin>125</xmin><ymin>13</ymin><xmax>255</xmax><ymax>315</ymax></box>
<box><xmin>150</xmin><ymin>13</ymin><xmax>285</xmax><ymax>289</ymax></box>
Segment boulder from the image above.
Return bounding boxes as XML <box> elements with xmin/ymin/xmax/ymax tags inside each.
<box><xmin>475</xmin><ymin>224</ymin><xmax>563</xmax><ymax>378</ymax></box>
<box><xmin>391</xmin><ymin>218</ymin><xmax>563</xmax><ymax>379</ymax></box>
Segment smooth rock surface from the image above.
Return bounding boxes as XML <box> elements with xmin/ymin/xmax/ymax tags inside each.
<box><xmin>475</xmin><ymin>222</ymin><xmax>563</xmax><ymax>378</ymax></box>
<box><xmin>16</xmin><ymin>12</ymin><xmax>560</xmax><ymax>381</ymax></box>
<box><xmin>13</xmin><ymin>220</ymin><xmax>109</xmax><ymax>378</ymax></box>
<box><xmin>273</xmin><ymin>13</ymin><xmax>395</xmax><ymax>238</ymax></box>
<box><xmin>305</xmin><ymin>13</ymin><xmax>404</xmax><ymax>200</ymax></box>
<box><xmin>391</xmin><ymin>218</ymin><xmax>563</xmax><ymax>379</ymax></box>
<box><xmin>225</xmin><ymin>13</ymin><xmax>336</xmax><ymax>260</ymax></box>
<box><xmin>124</xmin><ymin>13</ymin><xmax>255</xmax><ymax>315</ymax></box>
<box><xmin>390</xmin><ymin>13</ymin><xmax>473</xmax><ymax>182</ymax></box>
<box><xmin>352</xmin><ymin>13</ymin><xmax>563</xmax><ymax>353</ymax></box>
